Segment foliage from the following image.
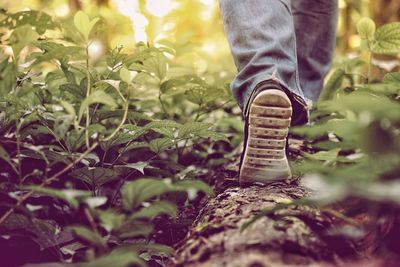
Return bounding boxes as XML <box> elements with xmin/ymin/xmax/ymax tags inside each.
<box><xmin>0</xmin><ymin>9</ymin><xmax>238</xmax><ymax>267</ymax></box>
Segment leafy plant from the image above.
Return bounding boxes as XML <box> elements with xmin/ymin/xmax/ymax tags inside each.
<box><xmin>0</xmin><ymin>9</ymin><xmax>237</xmax><ymax>267</ymax></box>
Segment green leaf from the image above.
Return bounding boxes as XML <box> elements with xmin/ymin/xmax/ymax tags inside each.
<box><xmin>196</xmin><ymin>129</ymin><xmax>229</xmax><ymax>142</ymax></box>
<box><xmin>327</xmin><ymin>92</ymin><xmax>400</xmax><ymax>120</ymax></box>
<box><xmin>357</xmin><ymin>17</ymin><xmax>376</xmax><ymax>40</ymax></box>
<box><xmin>178</xmin><ymin>121</ymin><xmax>212</xmax><ymax>139</ymax></box>
<box><xmin>119</xmin><ymin>67</ymin><xmax>134</xmax><ymax>84</ymax></box>
<box><xmin>9</xmin><ymin>25</ymin><xmax>39</xmax><ymax>56</ymax></box>
<box><xmin>292</xmin><ymin>119</ymin><xmax>363</xmax><ymax>149</ymax></box>
<box><xmin>32</xmin><ymin>42</ymin><xmax>85</xmax><ymax>66</ymax></box>
<box><xmin>178</xmin><ymin>121</ymin><xmax>229</xmax><ymax>142</ymax></box>
<box><xmin>149</xmin><ymin>138</ymin><xmax>174</xmax><ymax>153</ymax></box>
<box><xmin>85</xmin><ymin>197</ymin><xmax>107</xmax><ymax>208</ymax></box>
<box><xmin>54</xmin><ymin>114</ymin><xmax>74</xmax><ymax>140</ymax></box>
<box><xmin>99</xmin><ymin>210</ymin><xmax>125</xmax><ymax>232</ymax></box>
<box><xmin>101</xmin><ymin>80</ymin><xmax>122</xmax><ymax>95</ymax></box>
<box><xmin>70</xmin><ymin>167</ymin><xmax>119</xmax><ymax>189</ymax></box>
<box><xmin>304</xmin><ymin>148</ymin><xmax>341</xmax><ymax>162</ymax></box>
<box><xmin>144</xmin><ymin>120</ymin><xmax>180</xmax><ymax>138</ymax></box>
<box><xmin>185</xmin><ymin>86</ymin><xmax>205</xmax><ymax>105</ymax></box>
<box><xmin>373</xmin><ymin>22</ymin><xmax>400</xmax><ymax>54</ymax></box>
<box><xmin>100</xmin><ymin>130</ymin><xmax>145</xmax><ymax>151</ymax></box>
<box><xmin>173</xmin><ymin>180</ymin><xmax>215</xmax><ymax>197</ymax></box>
<box><xmin>383</xmin><ymin>72</ymin><xmax>400</xmax><ymax>84</ymax></box>
<box><xmin>95</xmin><ymin>110</ymin><xmax>153</xmax><ymax>122</ymax></box>
<box><xmin>115</xmin><ymin>221</ymin><xmax>154</xmax><ymax>239</ymax></box>
<box><xmin>24</xmin><ymin>186</ymin><xmax>90</xmax><ymax>209</ymax></box>
<box><xmin>79</xmin><ymin>249</ymin><xmax>145</xmax><ymax>267</ymax></box>
<box><xmin>121</xmin><ymin>178</ymin><xmax>170</xmax><ymax>210</ymax></box>
<box><xmin>291</xmin><ymin>123</ymin><xmax>332</xmax><ymax>139</ymax></box>
<box><xmin>0</xmin><ymin>10</ymin><xmax>56</xmax><ymax>34</ymax></box>
<box><xmin>160</xmin><ymin>77</ymin><xmax>186</xmax><ymax>94</ymax></box>
<box><xmin>60</xmin><ymin>83</ymin><xmax>86</xmax><ymax>100</ymax></box>
<box><xmin>0</xmin><ymin>58</ymin><xmax>17</xmax><ymax>95</ymax></box>
<box><xmin>0</xmin><ymin>145</ymin><xmax>18</xmax><ymax>174</ymax></box>
<box><xmin>78</xmin><ymin>90</ymin><xmax>117</xmax><ymax>121</ymax></box>
<box><xmin>69</xmin><ymin>225</ymin><xmax>107</xmax><ymax>250</ymax></box>
<box><xmin>118</xmin><ymin>142</ymin><xmax>148</xmax><ymax>154</ymax></box>
<box><xmin>132</xmin><ymin>200</ymin><xmax>177</xmax><ymax>220</ymax></box>
<box><xmin>60</xmin><ymin>100</ymin><xmax>76</xmax><ymax>116</ymax></box>
<box><xmin>160</xmin><ymin>75</ymin><xmax>204</xmax><ymax>94</ymax></box>
<box><xmin>117</xmin><ymin>162</ymin><xmax>149</xmax><ymax>175</ymax></box>
<box><xmin>73</xmin><ymin>11</ymin><xmax>99</xmax><ymax>41</ymax></box>
<box><xmin>144</xmin><ymin>120</ymin><xmax>181</xmax><ymax>131</ymax></box>
<box><xmin>101</xmin><ymin>125</ymin><xmax>148</xmax><ymax>150</ymax></box>
<box><xmin>319</xmin><ymin>68</ymin><xmax>346</xmax><ymax>101</ymax></box>
<box><xmin>143</xmin><ymin>53</ymin><xmax>168</xmax><ymax>81</ymax></box>
<box><xmin>360</xmin><ymin>83</ymin><xmax>400</xmax><ymax>95</ymax></box>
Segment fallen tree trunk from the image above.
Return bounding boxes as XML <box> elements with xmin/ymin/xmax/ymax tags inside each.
<box><xmin>169</xmin><ymin>182</ymin><xmax>356</xmax><ymax>267</ymax></box>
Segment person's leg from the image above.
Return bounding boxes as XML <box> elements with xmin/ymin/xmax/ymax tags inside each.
<box><xmin>219</xmin><ymin>0</ymin><xmax>309</xmax><ymax>185</ymax></box>
<box><xmin>218</xmin><ymin>0</ymin><xmax>308</xmax><ymax>125</ymax></box>
<box><xmin>291</xmin><ymin>0</ymin><xmax>339</xmax><ymax>102</ymax></box>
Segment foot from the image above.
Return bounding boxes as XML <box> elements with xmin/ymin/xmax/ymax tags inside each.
<box><xmin>239</xmin><ymin>89</ymin><xmax>292</xmax><ymax>185</ymax></box>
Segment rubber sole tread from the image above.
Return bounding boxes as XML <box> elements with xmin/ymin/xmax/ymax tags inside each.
<box><xmin>239</xmin><ymin>89</ymin><xmax>292</xmax><ymax>185</ymax></box>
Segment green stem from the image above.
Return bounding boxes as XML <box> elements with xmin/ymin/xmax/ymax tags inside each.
<box><xmin>196</xmin><ymin>100</ymin><xmax>233</xmax><ymax>119</ymax></box>
<box><xmin>109</xmin><ymin>139</ymin><xmax>133</xmax><ymax>167</ymax></box>
<box><xmin>100</xmin><ymin>78</ymin><xmax>130</xmax><ymax>142</ymax></box>
<box><xmin>40</xmin><ymin>119</ymin><xmax>71</xmax><ymax>154</ymax></box>
<box><xmin>16</xmin><ymin>122</ymin><xmax>22</xmax><ymax>183</ymax></box>
<box><xmin>367</xmin><ymin>51</ymin><xmax>372</xmax><ymax>84</ymax></box>
<box><xmin>158</xmin><ymin>91</ymin><xmax>169</xmax><ymax>117</ymax></box>
<box><xmin>101</xmin><ymin>100</ymin><xmax>129</xmax><ymax>142</ymax></box>
<box><xmin>177</xmin><ymin>104</ymin><xmax>203</xmax><ymax>161</ymax></box>
<box><xmin>366</xmin><ymin>37</ymin><xmax>374</xmax><ymax>84</ymax></box>
<box><xmin>85</xmin><ymin>45</ymin><xmax>91</xmax><ymax>149</ymax></box>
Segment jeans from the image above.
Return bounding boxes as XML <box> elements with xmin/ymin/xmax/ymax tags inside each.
<box><xmin>218</xmin><ymin>0</ymin><xmax>338</xmax><ymax>124</ymax></box>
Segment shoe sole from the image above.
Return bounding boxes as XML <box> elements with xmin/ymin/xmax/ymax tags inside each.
<box><xmin>239</xmin><ymin>89</ymin><xmax>292</xmax><ymax>185</ymax></box>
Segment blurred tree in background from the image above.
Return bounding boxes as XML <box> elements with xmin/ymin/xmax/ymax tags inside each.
<box><xmin>2</xmin><ymin>0</ymin><xmax>399</xmax><ymax>74</ymax></box>
<box><xmin>2</xmin><ymin>0</ymin><xmax>400</xmax><ymax>71</ymax></box>
<box><xmin>1</xmin><ymin>0</ymin><xmax>234</xmax><ymax>83</ymax></box>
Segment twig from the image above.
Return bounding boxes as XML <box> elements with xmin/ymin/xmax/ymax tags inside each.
<box><xmin>84</xmin><ymin>207</ymin><xmax>98</xmax><ymax>232</ymax></box>
<box><xmin>321</xmin><ymin>207</ymin><xmax>359</xmax><ymax>226</ymax></box>
<box><xmin>16</xmin><ymin>123</ymin><xmax>22</xmax><ymax>183</ymax></box>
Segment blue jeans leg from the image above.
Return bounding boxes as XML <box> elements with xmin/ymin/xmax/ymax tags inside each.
<box><xmin>291</xmin><ymin>0</ymin><xmax>339</xmax><ymax>102</ymax></box>
<box><xmin>218</xmin><ymin>0</ymin><xmax>338</xmax><ymax>124</ymax></box>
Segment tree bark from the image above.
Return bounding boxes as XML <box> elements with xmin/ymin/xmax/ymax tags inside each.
<box><xmin>169</xmin><ymin>181</ymin><xmax>357</xmax><ymax>267</ymax></box>
<box><xmin>371</xmin><ymin>0</ymin><xmax>400</xmax><ymax>26</ymax></box>
<box><xmin>68</xmin><ymin>0</ymin><xmax>82</xmax><ymax>12</ymax></box>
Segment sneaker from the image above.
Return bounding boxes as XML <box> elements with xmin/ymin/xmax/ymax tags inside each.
<box><xmin>239</xmin><ymin>88</ymin><xmax>292</xmax><ymax>185</ymax></box>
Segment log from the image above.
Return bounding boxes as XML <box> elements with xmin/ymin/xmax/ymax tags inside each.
<box><xmin>169</xmin><ymin>181</ymin><xmax>357</xmax><ymax>267</ymax></box>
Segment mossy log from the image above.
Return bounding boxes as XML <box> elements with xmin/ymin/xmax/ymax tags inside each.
<box><xmin>168</xmin><ymin>181</ymin><xmax>360</xmax><ymax>267</ymax></box>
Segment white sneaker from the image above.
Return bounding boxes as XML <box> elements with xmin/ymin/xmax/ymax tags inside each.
<box><xmin>239</xmin><ymin>89</ymin><xmax>292</xmax><ymax>185</ymax></box>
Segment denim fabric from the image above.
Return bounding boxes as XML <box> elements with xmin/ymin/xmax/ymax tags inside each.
<box><xmin>218</xmin><ymin>0</ymin><xmax>338</xmax><ymax>124</ymax></box>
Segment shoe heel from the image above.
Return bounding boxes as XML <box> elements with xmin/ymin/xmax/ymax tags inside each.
<box><xmin>239</xmin><ymin>89</ymin><xmax>292</xmax><ymax>185</ymax></box>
